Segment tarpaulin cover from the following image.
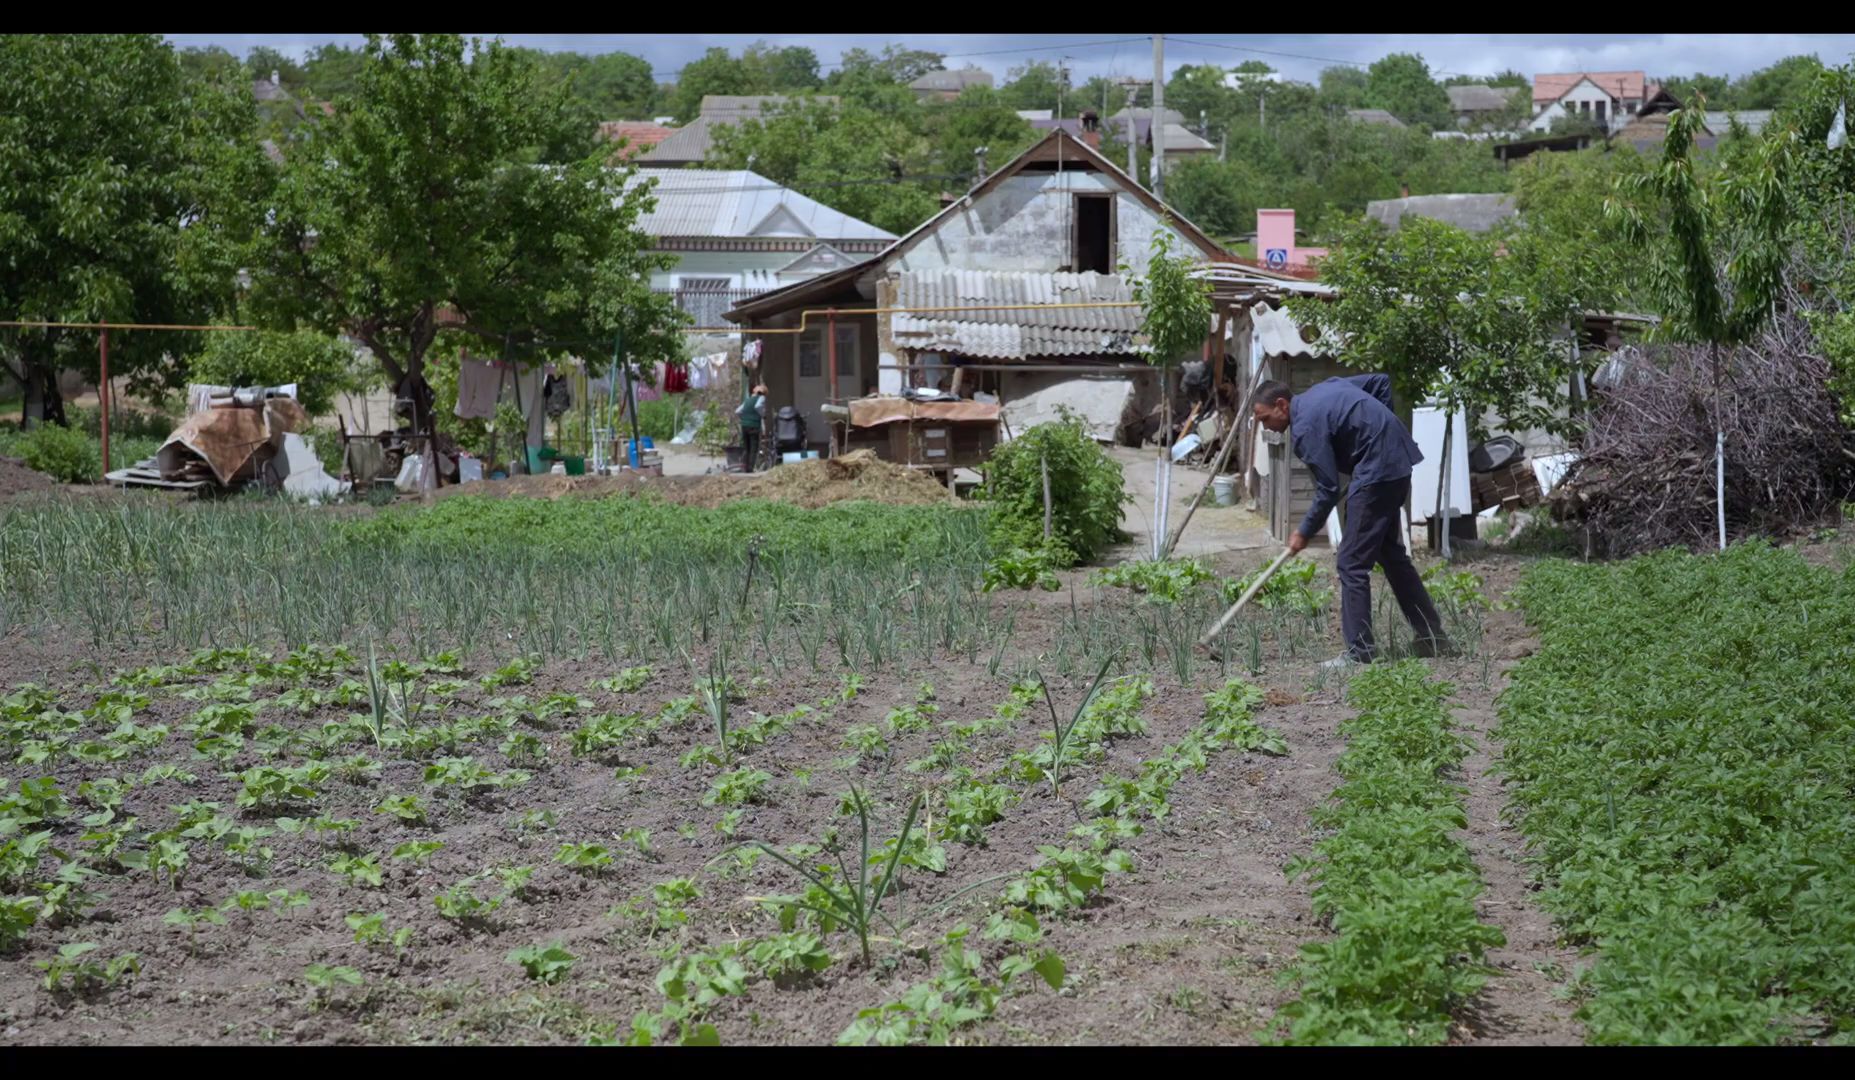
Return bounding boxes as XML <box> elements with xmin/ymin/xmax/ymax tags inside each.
<box><xmin>158</xmin><ymin>397</ymin><xmax>309</xmax><ymax>486</ymax></box>
<box><xmin>845</xmin><ymin>397</ymin><xmax>1002</xmax><ymax>429</ymax></box>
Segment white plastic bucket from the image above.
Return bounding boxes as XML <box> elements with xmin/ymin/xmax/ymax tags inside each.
<box><xmin>1212</xmin><ymin>474</ymin><xmax>1238</xmax><ymax>507</ymax></box>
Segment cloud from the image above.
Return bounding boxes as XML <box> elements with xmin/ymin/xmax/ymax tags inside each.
<box><xmin>164</xmin><ymin>33</ymin><xmax>1855</xmax><ymax>84</ymax></box>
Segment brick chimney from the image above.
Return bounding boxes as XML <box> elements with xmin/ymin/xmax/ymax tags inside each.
<box><xmin>1079</xmin><ymin>110</ymin><xmax>1101</xmax><ymax>150</ymax></box>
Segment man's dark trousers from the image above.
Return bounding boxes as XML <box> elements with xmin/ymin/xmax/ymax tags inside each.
<box><xmin>1336</xmin><ymin>477</ymin><xmax>1446</xmax><ymax>662</ymax></box>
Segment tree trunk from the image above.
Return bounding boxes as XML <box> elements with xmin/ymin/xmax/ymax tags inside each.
<box><xmin>17</xmin><ymin>346</ymin><xmax>67</xmax><ymax>429</ymax></box>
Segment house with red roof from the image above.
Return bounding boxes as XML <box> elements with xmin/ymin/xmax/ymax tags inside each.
<box><xmin>598</xmin><ymin>121</ymin><xmax>677</xmax><ymax>163</ymax></box>
<box><xmin>1527</xmin><ymin>70</ymin><xmax>1653</xmax><ymax>134</ymax></box>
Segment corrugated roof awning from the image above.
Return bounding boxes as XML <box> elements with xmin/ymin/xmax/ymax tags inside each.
<box><xmin>891</xmin><ymin>270</ymin><xmax>1145</xmax><ymax>359</ymax></box>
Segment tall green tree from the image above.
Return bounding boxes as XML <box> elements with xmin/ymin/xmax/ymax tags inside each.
<box><xmin>1129</xmin><ymin>228</ymin><xmax>1213</xmax><ymax>558</ymax></box>
<box><xmin>244</xmin><ymin>45</ymin><xmax>306</xmax><ymax>88</ymax></box>
<box><xmin>1288</xmin><ymin>215</ymin><xmax>1587</xmax><ymax>550</ymax></box>
<box><xmin>1606</xmin><ymin>99</ymin><xmax>1800</xmax><ymax>548</ymax></box>
<box><xmin>1734</xmin><ymin>54</ymin><xmax>1824</xmax><ymax>110</ymax></box>
<box><xmin>927</xmin><ymin>88</ymin><xmax>1036</xmax><ymax>187</ymax></box>
<box><xmin>755</xmin><ymin>44</ymin><xmax>822</xmax><ymax>91</ymax></box>
<box><xmin>1002</xmin><ymin>60</ymin><xmax>1065</xmax><ymax>113</ymax></box>
<box><xmin>302</xmin><ymin>43</ymin><xmax>365</xmax><ymax>101</ymax></box>
<box><xmin>244</xmin><ymin>34</ymin><xmax>682</xmax><ymax>458</ymax></box>
<box><xmin>1658</xmin><ymin>72</ymin><xmax>1732</xmax><ymax>108</ymax></box>
<box><xmin>575</xmin><ymin>51</ymin><xmax>660</xmax><ymax>119</ymax></box>
<box><xmin>829</xmin><ymin>45</ymin><xmax>944</xmax><ymax>88</ymax></box>
<box><xmin>0</xmin><ymin>34</ymin><xmax>262</xmax><ymax>426</ymax></box>
<box><xmin>670</xmin><ymin>46</ymin><xmax>764</xmax><ymax>122</ymax></box>
<box><xmin>1364</xmin><ymin>53</ymin><xmax>1451</xmax><ymax>130</ymax></box>
<box><xmin>709</xmin><ymin>97</ymin><xmax>938</xmax><ymax>235</ymax></box>
<box><xmin>1165</xmin><ymin>64</ymin><xmax>1234</xmax><ymax>132</ymax></box>
<box><xmin>1317</xmin><ymin>66</ymin><xmax>1370</xmax><ymax>112</ymax></box>
<box><xmin>177</xmin><ymin>45</ymin><xmax>241</xmax><ymax>83</ymax></box>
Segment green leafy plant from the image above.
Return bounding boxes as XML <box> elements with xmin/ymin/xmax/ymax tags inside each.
<box><xmin>345</xmin><ymin>911</ymin><xmax>415</xmax><ymax>955</ymax></box>
<box><xmin>749</xmin><ymin>931</ymin><xmax>832</xmax><ymax>981</ymax></box>
<box><xmin>36</xmin><ymin>942</ymin><xmax>139</xmax><ymax>994</ymax></box>
<box><xmin>1093</xmin><ymin>558</ymin><xmax>1215</xmax><ymax>603</ymax></box>
<box><xmin>591</xmin><ymin>666</ymin><xmax>654</xmax><ymax>694</ymax></box>
<box><xmin>16</xmin><ymin>424</ymin><xmax>101</xmax><ymax>484</ymax></box>
<box><xmin>744</xmin><ymin>787</ymin><xmax>922</xmax><ymax>967</ymax></box>
<box><xmin>375</xmin><ymin>793</ymin><xmax>427</xmax><ymax>824</ymax></box>
<box><xmin>977</xmin><ymin>413</ymin><xmax>1130</xmax><ymax>567</ymax></box>
<box><xmin>982</xmin><ymin>546</ymin><xmax>1063</xmax><ymax>592</ymax></box>
<box><xmin>649</xmin><ymin>877</ymin><xmax>701</xmax><ymax>934</ymax></box>
<box><xmin>392</xmin><ymin>840</ymin><xmax>444</xmax><ymax>864</ymax></box>
<box><xmin>555</xmin><ymin>842</ymin><xmax>615</xmax><ymax>874</ymax></box>
<box><xmin>328</xmin><ymin>851</ymin><xmax>384</xmax><ymax>888</ymax></box>
<box><xmin>507</xmin><ymin>941</ymin><xmax>576</xmax><ymax>984</ymax></box>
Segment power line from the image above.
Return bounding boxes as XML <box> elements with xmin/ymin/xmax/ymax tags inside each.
<box><xmin>1165</xmin><ymin>36</ymin><xmax>1489</xmax><ymax>81</ymax></box>
<box><xmin>642</xmin><ymin>37</ymin><xmax>1152</xmax><ymax>82</ymax></box>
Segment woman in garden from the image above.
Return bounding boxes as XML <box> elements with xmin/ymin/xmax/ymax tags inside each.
<box><xmin>738</xmin><ymin>382</ymin><xmax>768</xmax><ymax>472</ymax></box>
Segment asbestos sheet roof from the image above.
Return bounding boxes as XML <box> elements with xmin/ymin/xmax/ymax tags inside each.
<box><xmin>1447</xmin><ymin>84</ymin><xmax>1524</xmax><ymax>112</ymax></box>
<box><xmin>1347</xmin><ymin>109</ymin><xmax>1408</xmax><ymax>128</ymax></box>
<box><xmin>1705</xmin><ymin>110</ymin><xmax>1772</xmax><ymax>135</ymax></box>
<box><xmin>1250</xmin><ymin>301</ymin><xmax>1336</xmax><ymax>360</ymax></box>
<box><xmin>624</xmin><ymin>169</ymin><xmax>896</xmax><ymax>242</ymax></box>
<box><xmin>891</xmin><ymin>270</ymin><xmax>1144</xmax><ymax>359</ymax></box>
<box><xmin>1366</xmin><ymin>193</ymin><xmax>1518</xmax><ymax>233</ymax></box>
<box><xmin>644</xmin><ymin>96</ymin><xmax>840</xmax><ymax>165</ymax></box>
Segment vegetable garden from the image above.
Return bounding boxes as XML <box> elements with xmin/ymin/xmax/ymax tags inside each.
<box><xmin>1</xmin><ymin>486</ymin><xmax>1850</xmax><ymax>1045</ymax></box>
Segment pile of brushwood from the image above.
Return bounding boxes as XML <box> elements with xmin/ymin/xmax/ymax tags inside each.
<box><xmin>1553</xmin><ymin>311</ymin><xmax>1855</xmax><ymax>557</ymax></box>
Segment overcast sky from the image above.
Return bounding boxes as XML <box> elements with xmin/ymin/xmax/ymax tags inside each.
<box><xmin>166</xmin><ymin>33</ymin><xmax>1855</xmax><ymax>86</ymax></box>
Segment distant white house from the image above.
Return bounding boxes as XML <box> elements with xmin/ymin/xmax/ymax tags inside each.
<box><xmin>1528</xmin><ymin>71</ymin><xmax>1651</xmax><ymax>134</ymax></box>
<box><xmin>623</xmin><ymin>169</ymin><xmax>896</xmax><ymax>329</ymax></box>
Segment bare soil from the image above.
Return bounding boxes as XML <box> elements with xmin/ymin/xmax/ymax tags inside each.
<box><xmin>0</xmin><ymin>537</ymin><xmax>1584</xmax><ymax>1045</ymax></box>
<box><xmin>428</xmin><ymin>450</ymin><xmax>953</xmax><ymax>511</ymax></box>
<box><xmin>0</xmin><ymin>458</ymin><xmax>55</xmax><ymax>500</ymax></box>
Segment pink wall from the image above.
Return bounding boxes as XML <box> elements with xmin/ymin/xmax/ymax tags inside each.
<box><xmin>1256</xmin><ymin>209</ymin><xmax>1322</xmax><ymax>269</ymax></box>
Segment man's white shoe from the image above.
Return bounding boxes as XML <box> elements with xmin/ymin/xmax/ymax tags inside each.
<box><xmin>1319</xmin><ymin>654</ymin><xmax>1361</xmax><ymax>671</ymax></box>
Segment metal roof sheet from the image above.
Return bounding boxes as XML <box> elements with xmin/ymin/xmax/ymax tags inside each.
<box><xmin>624</xmin><ymin>169</ymin><xmax>896</xmax><ymax>242</ymax></box>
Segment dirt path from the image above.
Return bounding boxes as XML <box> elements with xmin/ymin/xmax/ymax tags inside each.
<box><xmin>1447</xmin><ymin>561</ymin><xmax>1584</xmax><ymax>1045</ymax></box>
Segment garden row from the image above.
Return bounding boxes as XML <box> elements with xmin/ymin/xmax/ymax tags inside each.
<box><xmin>1499</xmin><ymin>542</ymin><xmax>1855</xmax><ymax>1044</ymax></box>
<box><xmin>1273</xmin><ymin>661</ymin><xmax>1504</xmax><ymax>1045</ymax></box>
<box><xmin>0</xmin><ymin>632</ymin><xmax>1291</xmax><ymax>1045</ymax></box>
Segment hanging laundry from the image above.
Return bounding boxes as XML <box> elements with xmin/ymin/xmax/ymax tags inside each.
<box><xmin>629</xmin><ymin>365</ymin><xmax>663</xmax><ymax>403</ymax></box>
<box><xmin>689</xmin><ymin>353</ymin><xmax>718</xmax><ymax>390</ymax></box>
<box><xmin>743</xmin><ymin>339</ymin><xmax>763</xmax><ymax>367</ymax></box>
<box><xmin>663</xmin><ymin>360</ymin><xmax>689</xmax><ymax>394</ymax></box>
<box><xmin>544</xmin><ymin>372</ymin><xmax>573</xmax><ymax>418</ymax></box>
<box><xmin>455</xmin><ymin>357</ymin><xmax>502</xmax><ymax>419</ymax></box>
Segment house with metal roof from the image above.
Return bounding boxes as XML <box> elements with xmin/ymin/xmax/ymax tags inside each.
<box><xmin>1346</xmin><ymin>108</ymin><xmax>1408</xmax><ymax>129</ymax></box>
<box><xmin>641</xmin><ymin>95</ymin><xmax>840</xmax><ymax>167</ymax></box>
<box><xmin>626</xmin><ymin>168</ymin><xmax>895</xmax><ymax>329</ymax></box>
<box><xmin>599</xmin><ymin>121</ymin><xmax>677</xmax><ymax>162</ymax></box>
<box><xmin>909</xmin><ymin>67</ymin><xmax>995</xmax><ymax>102</ymax></box>
<box><xmin>1446</xmin><ymin>84</ymin><xmax>1526</xmax><ymax>132</ymax></box>
<box><xmin>1366</xmin><ymin>193</ymin><xmax>1518</xmax><ymax>233</ymax></box>
<box><xmin>723</xmin><ymin>127</ymin><xmax>1244</xmax><ymax>444</ymax></box>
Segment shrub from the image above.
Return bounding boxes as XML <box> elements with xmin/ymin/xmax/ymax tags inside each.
<box><xmin>18</xmin><ymin>424</ymin><xmax>100</xmax><ymax>483</ymax></box>
<box><xmin>977</xmin><ymin>410</ymin><xmax>1130</xmax><ymax>567</ymax></box>
<box><xmin>186</xmin><ymin>330</ymin><xmax>371</xmax><ymax>417</ymax></box>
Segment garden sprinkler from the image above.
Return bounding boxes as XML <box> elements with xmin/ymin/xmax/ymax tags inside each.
<box><xmin>1199</xmin><ymin>546</ymin><xmax>1297</xmax><ymax>659</ymax></box>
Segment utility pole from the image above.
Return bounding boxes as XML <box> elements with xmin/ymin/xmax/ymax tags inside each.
<box><xmin>1058</xmin><ymin>57</ymin><xmax>1073</xmax><ymax>121</ymax></box>
<box><xmin>1123</xmin><ymin>81</ymin><xmax>1140</xmax><ymax>180</ymax></box>
<box><xmin>1151</xmin><ymin>34</ymin><xmax>1165</xmax><ymax>200</ymax></box>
